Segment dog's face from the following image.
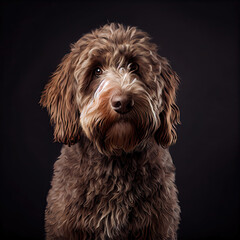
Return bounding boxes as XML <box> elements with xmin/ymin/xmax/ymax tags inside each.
<box><xmin>40</xmin><ymin>23</ymin><xmax>180</xmax><ymax>156</ymax></box>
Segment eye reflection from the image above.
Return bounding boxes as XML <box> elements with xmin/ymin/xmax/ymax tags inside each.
<box><xmin>94</xmin><ymin>67</ymin><xmax>102</xmax><ymax>76</ymax></box>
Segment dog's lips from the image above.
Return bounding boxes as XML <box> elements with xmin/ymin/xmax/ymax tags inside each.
<box><xmin>104</xmin><ymin>120</ymin><xmax>137</xmax><ymax>151</ymax></box>
<box><xmin>109</xmin><ymin>120</ymin><xmax>134</xmax><ymax>135</ymax></box>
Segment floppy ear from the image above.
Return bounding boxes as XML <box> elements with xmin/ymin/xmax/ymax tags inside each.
<box><xmin>40</xmin><ymin>51</ymin><xmax>81</xmax><ymax>145</ymax></box>
<box><xmin>155</xmin><ymin>57</ymin><xmax>180</xmax><ymax>147</ymax></box>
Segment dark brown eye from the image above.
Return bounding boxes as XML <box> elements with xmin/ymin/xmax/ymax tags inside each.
<box><xmin>130</xmin><ymin>63</ymin><xmax>139</xmax><ymax>72</ymax></box>
<box><xmin>94</xmin><ymin>67</ymin><xmax>102</xmax><ymax>76</ymax></box>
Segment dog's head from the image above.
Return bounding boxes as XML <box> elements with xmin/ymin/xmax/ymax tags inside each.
<box><xmin>40</xmin><ymin>23</ymin><xmax>180</xmax><ymax>156</ymax></box>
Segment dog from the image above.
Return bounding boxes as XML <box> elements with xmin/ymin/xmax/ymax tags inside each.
<box><xmin>40</xmin><ymin>23</ymin><xmax>180</xmax><ymax>240</ymax></box>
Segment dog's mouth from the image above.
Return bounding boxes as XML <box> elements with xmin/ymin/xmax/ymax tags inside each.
<box><xmin>103</xmin><ymin>120</ymin><xmax>139</xmax><ymax>154</ymax></box>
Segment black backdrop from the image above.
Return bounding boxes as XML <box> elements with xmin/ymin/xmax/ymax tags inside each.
<box><xmin>1</xmin><ymin>1</ymin><xmax>239</xmax><ymax>239</ymax></box>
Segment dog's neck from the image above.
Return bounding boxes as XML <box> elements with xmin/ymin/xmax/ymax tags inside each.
<box><xmin>64</xmin><ymin>133</ymin><xmax>167</xmax><ymax>171</ymax></box>
<box><xmin>78</xmin><ymin>133</ymin><xmax>158</xmax><ymax>156</ymax></box>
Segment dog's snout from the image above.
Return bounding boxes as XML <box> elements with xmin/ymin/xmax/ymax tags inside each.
<box><xmin>111</xmin><ymin>94</ymin><xmax>134</xmax><ymax>114</ymax></box>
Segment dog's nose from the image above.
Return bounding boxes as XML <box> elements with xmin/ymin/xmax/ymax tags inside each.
<box><xmin>111</xmin><ymin>94</ymin><xmax>134</xmax><ymax>114</ymax></box>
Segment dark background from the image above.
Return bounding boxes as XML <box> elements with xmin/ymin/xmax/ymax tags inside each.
<box><xmin>0</xmin><ymin>0</ymin><xmax>239</xmax><ymax>239</ymax></box>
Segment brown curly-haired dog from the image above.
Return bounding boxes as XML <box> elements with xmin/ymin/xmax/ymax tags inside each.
<box><xmin>40</xmin><ymin>23</ymin><xmax>180</xmax><ymax>240</ymax></box>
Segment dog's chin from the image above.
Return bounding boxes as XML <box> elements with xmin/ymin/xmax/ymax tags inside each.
<box><xmin>103</xmin><ymin>121</ymin><xmax>139</xmax><ymax>156</ymax></box>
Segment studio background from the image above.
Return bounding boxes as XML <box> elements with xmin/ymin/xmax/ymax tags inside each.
<box><xmin>0</xmin><ymin>1</ymin><xmax>239</xmax><ymax>239</ymax></box>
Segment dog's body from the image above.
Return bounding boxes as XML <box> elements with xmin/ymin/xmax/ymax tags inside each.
<box><xmin>41</xmin><ymin>23</ymin><xmax>180</xmax><ymax>239</ymax></box>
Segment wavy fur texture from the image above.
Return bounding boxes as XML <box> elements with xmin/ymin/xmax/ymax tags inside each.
<box><xmin>40</xmin><ymin>23</ymin><xmax>180</xmax><ymax>240</ymax></box>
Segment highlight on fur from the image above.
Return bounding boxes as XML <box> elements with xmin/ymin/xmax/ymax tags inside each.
<box><xmin>40</xmin><ymin>23</ymin><xmax>180</xmax><ymax>239</ymax></box>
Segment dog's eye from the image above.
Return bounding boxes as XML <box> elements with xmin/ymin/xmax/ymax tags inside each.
<box><xmin>94</xmin><ymin>67</ymin><xmax>102</xmax><ymax>76</ymax></box>
<box><xmin>130</xmin><ymin>63</ymin><xmax>139</xmax><ymax>73</ymax></box>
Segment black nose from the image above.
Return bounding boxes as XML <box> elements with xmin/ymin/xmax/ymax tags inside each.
<box><xmin>111</xmin><ymin>94</ymin><xmax>134</xmax><ymax>114</ymax></box>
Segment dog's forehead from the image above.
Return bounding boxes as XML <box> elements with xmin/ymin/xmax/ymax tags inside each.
<box><xmin>85</xmin><ymin>44</ymin><xmax>136</xmax><ymax>69</ymax></box>
<box><xmin>88</xmin><ymin>40</ymin><xmax>135</xmax><ymax>56</ymax></box>
<box><xmin>87</xmin><ymin>29</ymin><xmax>149</xmax><ymax>54</ymax></box>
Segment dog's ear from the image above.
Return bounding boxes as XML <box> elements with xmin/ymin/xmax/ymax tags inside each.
<box><xmin>155</xmin><ymin>57</ymin><xmax>180</xmax><ymax>148</ymax></box>
<box><xmin>40</xmin><ymin>51</ymin><xmax>81</xmax><ymax>145</ymax></box>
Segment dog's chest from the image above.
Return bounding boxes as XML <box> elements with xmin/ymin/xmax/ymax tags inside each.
<box><xmin>67</xmin><ymin>152</ymin><xmax>161</xmax><ymax>235</ymax></box>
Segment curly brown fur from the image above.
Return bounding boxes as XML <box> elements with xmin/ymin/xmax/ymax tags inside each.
<box><xmin>40</xmin><ymin>23</ymin><xmax>180</xmax><ymax>240</ymax></box>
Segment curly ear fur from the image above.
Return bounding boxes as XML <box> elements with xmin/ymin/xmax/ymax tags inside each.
<box><xmin>40</xmin><ymin>51</ymin><xmax>81</xmax><ymax>145</ymax></box>
<box><xmin>155</xmin><ymin>57</ymin><xmax>180</xmax><ymax>147</ymax></box>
